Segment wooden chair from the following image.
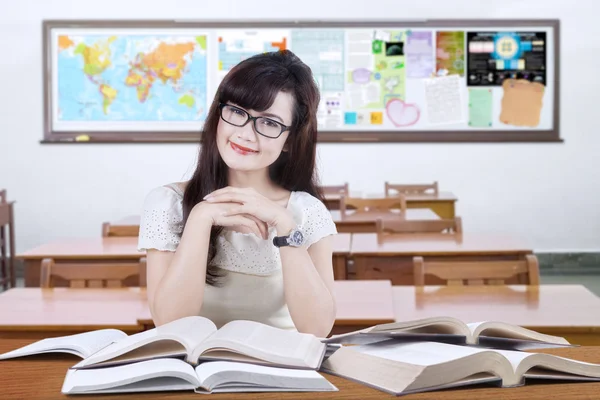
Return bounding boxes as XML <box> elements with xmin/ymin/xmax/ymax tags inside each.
<box><xmin>340</xmin><ymin>194</ymin><xmax>407</xmax><ymax>216</ymax></box>
<box><xmin>102</xmin><ymin>222</ymin><xmax>140</xmax><ymax>237</ymax></box>
<box><xmin>385</xmin><ymin>181</ymin><xmax>439</xmax><ymax>196</ymax></box>
<box><xmin>0</xmin><ymin>189</ymin><xmax>16</xmax><ymax>289</ymax></box>
<box><xmin>376</xmin><ymin>217</ymin><xmax>463</xmax><ymax>235</ymax></box>
<box><xmin>320</xmin><ymin>183</ymin><xmax>349</xmax><ymax>195</ymax></box>
<box><xmin>413</xmin><ymin>255</ymin><xmax>540</xmax><ymax>286</ymax></box>
<box><xmin>40</xmin><ymin>258</ymin><xmax>147</xmax><ymax>288</ymax></box>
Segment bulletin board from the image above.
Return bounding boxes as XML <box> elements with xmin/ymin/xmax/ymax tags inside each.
<box><xmin>42</xmin><ymin>19</ymin><xmax>560</xmax><ymax>143</ymax></box>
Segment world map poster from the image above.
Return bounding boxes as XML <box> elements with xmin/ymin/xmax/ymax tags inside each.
<box><xmin>52</xmin><ymin>30</ymin><xmax>209</xmax><ymax>132</ymax></box>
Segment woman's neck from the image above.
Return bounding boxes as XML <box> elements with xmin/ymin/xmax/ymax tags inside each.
<box><xmin>227</xmin><ymin>168</ymin><xmax>286</xmax><ymax>200</ymax></box>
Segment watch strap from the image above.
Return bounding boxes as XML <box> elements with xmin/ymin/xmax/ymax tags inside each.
<box><xmin>273</xmin><ymin>235</ymin><xmax>289</xmax><ymax>247</ymax></box>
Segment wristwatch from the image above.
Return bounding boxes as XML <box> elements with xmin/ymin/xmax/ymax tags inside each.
<box><xmin>273</xmin><ymin>227</ymin><xmax>305</xmax><ymax>248</ymax></box>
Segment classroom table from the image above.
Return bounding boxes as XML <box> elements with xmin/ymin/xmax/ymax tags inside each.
<box><xmin>0</xmin><ymin>280</ymin><xmax>394</xmax><ymax>339</ymax></box>
<box><xmin>0</xmin><ymin>338</ymin><xmax>598</xmax><ymax>399</ymax></box>
<box><xmin>16</xmin><ymin>234</ymin><xmax>352</xmax><ymax>287</ymax></box>
<box><xmin>324</xmin><ymin>191</ymin><xmax>458</xmax><ymax>218</ymax></box>
<box><xmin>393</xmin><ymin>284</ymin><xmax>600</xmax><ymax>346</ymax></box>
<box><xmin>17</xmin><ymin>237</ymin><xmax>143</xmax><ymax>287</ymax></box>
<box><xmin>348</xmin><ymin>232</ymin><xmax>533</xmax><ymax>284</ymax></box>
<box><xmin>330</xmin><ymin>209</ymin><xmax>439</xmax><ymax>233</ymax></box>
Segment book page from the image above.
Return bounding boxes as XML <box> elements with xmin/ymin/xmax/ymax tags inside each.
<box><xmin>371</xmin><ymin>317</ymin><xmax>469</xmax><ymax>336</ymax></box>
<box><xmin>62</xmin><ymin>358</ymin><xmax>199</xmax><ymax>394</ymax></box>
<box><xmin>195</xmin><ymin>320</ymin><xmax>323</xmax><ymax>368</ymax></box>
<box><xmin>75</xmin><ymin>316</ymin><xmax>216</xmax><ymax>368</ymax></box>
<box><xmin>351</xmin><ymin>340</ymin><xmax>489</xmax><ymax>367</ymax></box>
<box><xmin>195</xmin><ymin>361</ymin><xmax>335</xmax><ymax>392</ymax></box>
<box><xmin>0</xmin><ymin>329</ymin><xmax>127</xmax><ymax>360</ymax></box>
<box><xmin>467</xmin><ymin>321</ymin><xmax>570</xmax><ymax>345</ymax></box>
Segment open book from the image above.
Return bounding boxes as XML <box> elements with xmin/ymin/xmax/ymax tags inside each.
<box><xmin>62</xmin><ymin>358</ymin><xmax>337</xmax><ymax>394</ymax></box>
<box><xmin>323</xmin><ymin>317</ymin><xmax>571</xmax><ymax>350</ymax></box>
<box><xmin>321</xmin><ymin>340</ymin><xmax>600</xmax><ymax>396</ymax></box>
<box><xmin>0</xmin><ymin>316</ymin><xmax>326</xmax><ymax>370</ymax></box>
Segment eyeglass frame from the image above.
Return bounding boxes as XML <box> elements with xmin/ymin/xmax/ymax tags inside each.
<box><xmin>218</xmin><ymin>103</ymin><xmax>292</xmax><ymax>139</ymax></box>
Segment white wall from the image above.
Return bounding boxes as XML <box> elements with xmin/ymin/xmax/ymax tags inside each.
<box><xmin>1</xmin><ymin>0</ymin><xmax>599</xmax><ymax>253</ymax></box>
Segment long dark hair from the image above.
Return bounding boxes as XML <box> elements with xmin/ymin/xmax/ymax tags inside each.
<box><xmin>182</xmin><ymin>50</ymin><xmax>323</xmax><ymax>286</ymax></box>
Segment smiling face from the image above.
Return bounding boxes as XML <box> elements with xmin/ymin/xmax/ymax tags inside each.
<box><xmin>216</xmin><ymin>91</ymin><xmax>295</xmax><ymax>172</ymax></box>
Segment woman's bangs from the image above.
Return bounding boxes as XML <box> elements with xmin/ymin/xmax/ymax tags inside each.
<box><xmin>218</xmin><ymin>66</ymin><xmax>290</xmax><ymax>113</ymax></box>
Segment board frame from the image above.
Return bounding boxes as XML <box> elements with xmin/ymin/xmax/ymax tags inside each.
<box><xmin>42</xmin><ymin>19</ymin><xmax>561</xmax><ymax>144</ymax></box>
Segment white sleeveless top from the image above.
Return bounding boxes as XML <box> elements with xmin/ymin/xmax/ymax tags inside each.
<box><xmin>137</xmin><ymin>184</ymin><xmax>337</xmax><ymax>331</ymax></box>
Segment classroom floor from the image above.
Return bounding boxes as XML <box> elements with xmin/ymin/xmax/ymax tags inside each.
<box><xmin>5</xmin><ymin>274</ymin><xmax>600</xmax><ymax>296</ymax></box>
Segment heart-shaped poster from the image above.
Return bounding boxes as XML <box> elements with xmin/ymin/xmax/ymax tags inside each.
<box><xmin>385</xmin><ymin>99</ymin><xmax>420</xmax><ymax>127</ymax></box>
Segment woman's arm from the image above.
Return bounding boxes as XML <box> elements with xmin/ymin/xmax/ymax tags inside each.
<box><xmin>146</xmin><ymin>203</ymin><xmax>268</xmax><ymax>326</ymax></box>
<box><xmin>276</xmin><ymin>219</ymin><xmax>337</xmax><ymax>338</ymax></box>
<box><xmin>146</xmin><ymin>208</ymin><xmax>212</xmax><ymax>326</ymax></box>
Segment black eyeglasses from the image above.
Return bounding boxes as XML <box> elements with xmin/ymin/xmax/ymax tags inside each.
<box><xmin>218</xmin><ymin>103</ymin><xmax>291</xmax><ymax>139</ymax></box>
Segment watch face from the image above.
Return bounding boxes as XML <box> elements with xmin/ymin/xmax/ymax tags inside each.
<box><xmin>290</xmin><ymin>230</ymin><xmax>304</xmax><ymax>246</ymax></box>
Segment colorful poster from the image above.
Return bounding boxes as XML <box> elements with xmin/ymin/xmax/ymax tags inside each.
<box><xmin>217</xmin><ymin>30</ymin><xmax>287</xmax><ymax>78</ymax></box>
<box><xmin>405</xmin><ymin>31</ymin><xmax>434</xmax><ymax>78</ymax></box>
<box><xmin>344</xmin><ymin>29</ymin><xmax>406</xmax><ymax>125</ymax></box>
<box><xmin>499</xmin><ymin>79</ymin><xmax>545</xmax><ymax>127</ymax></box>
<box><xmin>55</xmin><ymin>33</ymin><xmax>208</xmax><ymax>129</ymax></box>
<box><xmin>423</xmin><ymin>75</ymin><xmax>464</xmax><ymax>125</ymax></box>
<box><xmin>291</xmin><ymin>29</ymin><xmax>344</xmax><ymax>92</ymax></box>
<box><xmin>436</xmin><ymin>31</ymin><xmax>465</xmax><ymax>77</ymax></box>
<box><xmin>467</xmin><ymin>32</ymin><xmax>547</xmax><ymax>86</ymax></box>
<box><xmin>468</xmin><ymin>88</ymin><xmax>493</xmax><ymax>127</ymax></box>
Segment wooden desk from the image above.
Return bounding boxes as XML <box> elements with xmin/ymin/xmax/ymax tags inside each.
<box><xmin>324</xmin><ymin>191</ymin><xmax>458</xmax><ymax>218</ymax></box>
<box><xmin>18</xmin><ymin>234</ymin><xmax>352</xmax><ymax>287</ymax></box>
<box><xmin>330</xmin><ymin>280</ymin><xmax>394</xmax><ymax>334</ymax></box>
<box><xmin>1</xmin><ymin>339</ymin><xmax>599</xmax><ymax>399</ymax></box>
<box><xmin>17</xmin><ymin>237</ymin><xmax>144</xmax><ymax>287</ymax></box>
<box><xmin>332</xmin><ymin>233</ymin><xmax>351</xmax><ymax>280</ymax></box>
<box><xmin>0</xmin><ymin>281</ymin><xmax>394</xmax><ymax>339</ymax></box>
<box><xmin>393</xmin><ymin>284</ymin><xmax>600</xmax><ymax>346</ymax></box>
<box><xmin>349</xmin><ymin>233</ymin><xmax>533</xmax><ymax>284</ymax></box>
<box><xmin>0</xmin><ymin>288</ymin><xmax>148</xmax><ymax>339</ymax></box>
<box><xmin>330</xmin><ymin>209</ymin><xmax>439</xmax><ymax>233</ymax></box>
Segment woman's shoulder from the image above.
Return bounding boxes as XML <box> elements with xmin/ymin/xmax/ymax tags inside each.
<box><xmin>142</xmin><ymin>181</ymin><xmax>188</xmax><ymax>211</ymax></box>
<box><xmin>290</xmin><ymin>190</ymin><xmax>326</xmax><ymax>209</ymax></box>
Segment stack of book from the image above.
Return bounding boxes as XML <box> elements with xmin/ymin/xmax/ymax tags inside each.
<box><xmin>3</xmin><ymin>315</ymin><xmax>600</xmax><ymax>396</ymax></box>
<box><xmin>0</xmin><ymin>316</ymin><xmax>338</xmax><ymax>394</ymax></box>
<box><xmin>320</xmin><ymin>316</ymin><xmax>600</xmax><ymax>395</ymax></box>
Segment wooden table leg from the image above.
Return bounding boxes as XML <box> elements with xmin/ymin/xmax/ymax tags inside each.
<box><xmin>333</xmin><ymin>254</ymin><xmax>347</xmax><ymax>280</ymax></box>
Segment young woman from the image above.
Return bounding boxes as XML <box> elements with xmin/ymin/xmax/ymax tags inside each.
<box><xmin>138</xmin><ymin>50</ymin><xmax>337</xmax><ymax>338</ymax></box>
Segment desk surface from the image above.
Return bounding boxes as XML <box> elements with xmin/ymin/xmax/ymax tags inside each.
<box><xmin>0</xmin><ymin>281</ymin><xmax>394</xmax><ymax>336</ymax></box>
<box><xmin>18</xmin><ymin>234</ymin><xmax>352</xmax><ymax>260</ymax></box>
<box><xmin>330</xmin><ymin>209</ymin><xmax>439</xmax><ymax>223</ymax></box>
<box><xmin>0</xmin><ymin>288</ymin><xmax>148</xmax><ymax>336</ymax></box>
<box><xmin>324</xmin><ymin>191</ymin><xmax>458</xmax><ymax>202</ymax></box>
<box><xmin>17</xmin><ymin>237</ymin><xmax>143</xmax><ymax>260</ymax></box>
<box><xmin>0</xmin><ymin>339</ymin><xmax>598</xmax><ymax>400</ymax></box>
<box><xmin>350</xmin><ymin>232</ymin><xmax>533</xmax><ymax>256</ymax></box>
<box><xmin>393</xmin><ymin>284</ymin><xmax>600</xmax><ymax>332</ymax></box>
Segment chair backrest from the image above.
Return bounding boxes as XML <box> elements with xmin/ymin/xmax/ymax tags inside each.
<box><xmin>376</xmin><ymin>217</ymin><xmax>463</xmax><ymax>235</ymax></box>
<box><xmin>40</xmin><ymin>258</ymin><xmax>147</xmax><ymax>288</ymax></box>
<box><xmin>385</xmin><ymin>181</ymin><xmax>439</xmax><ymax>196</ymax></box>
<box><xmin>320</xmin><ymin>183</ymin><xmax>349</xmax><ymax>195</ymax></box>
<box><xmin>102</xmin><ymin>222</ymin><xmax>140</xmax><ymax>237</ymax></box>
<box><xmin>0</xmin><ymin>190</ymin><xmax>5</xmax><ymax>203</ymax></box>
<box><xmin>340</xmin><ymin>195</ymin><xmax>407</xmax><ymax>215</ymax></box>
<box><xmin>413</xmin><ymin>255</ymin><xmax>540</xmax><ymax>286</ymax></box>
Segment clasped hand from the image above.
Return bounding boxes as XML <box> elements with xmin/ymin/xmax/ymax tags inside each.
<box><xmin>194</xmin><ymin>187</ymin><xmax>294</xmax><ymax>240</ymax></box>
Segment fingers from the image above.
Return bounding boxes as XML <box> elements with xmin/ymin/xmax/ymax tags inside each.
<box><xmin>215</xmin><ymin>215</ymin><xmax>265</xmax><ymax>240</ymax></box>
<box><xmin>243</xmin><ymin>214</ymin><xmax>269</xmax><ymax>240</ymax></box>
<box><xmin>204</xmin><ymin>192</ymin><xmax>248</xmax><ymax>205</ymax></box>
